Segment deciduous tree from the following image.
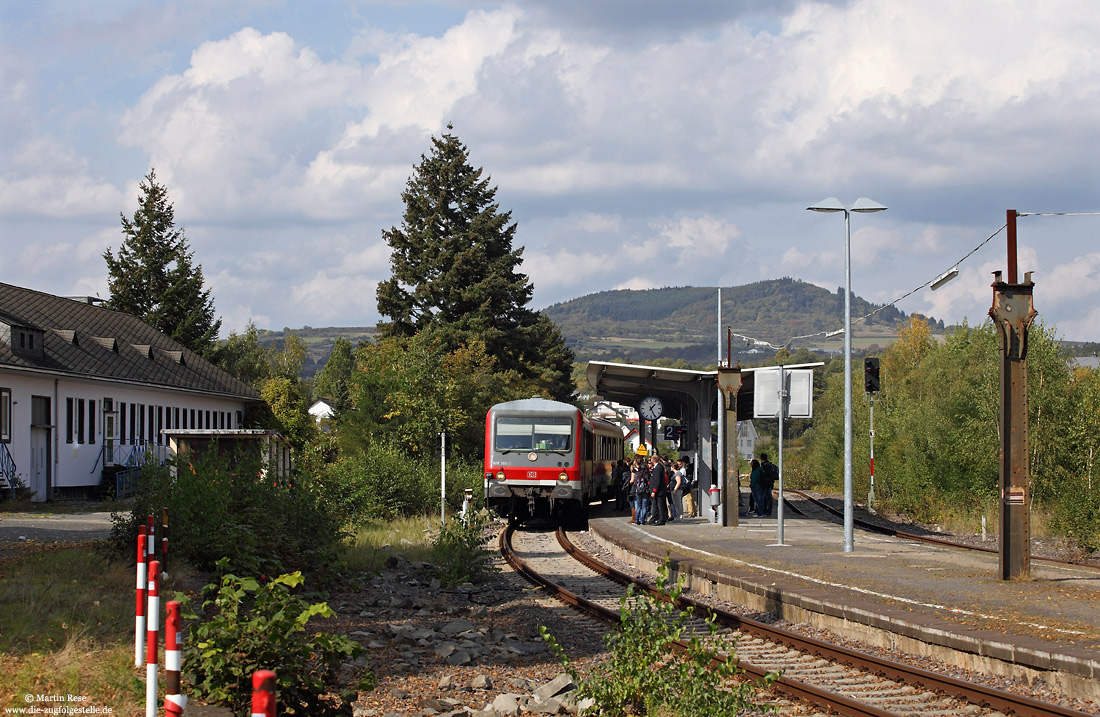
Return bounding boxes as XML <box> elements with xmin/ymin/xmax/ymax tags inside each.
<box><xmin>313</xmin><ymin>336</ymin><xmax>355</xmax><ymax>413</ymax></box>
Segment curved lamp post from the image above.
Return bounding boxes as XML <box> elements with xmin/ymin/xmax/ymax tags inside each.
<box><xmin>806</xmin><ymin>197</ymin><xmax>887</xmax><ymax>552</ymax></box>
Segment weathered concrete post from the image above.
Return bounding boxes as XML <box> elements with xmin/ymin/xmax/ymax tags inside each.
<box><xmin>717</xmin><ymin>366</ymin><xmax>741</xmax><ymax>527</ymax></box>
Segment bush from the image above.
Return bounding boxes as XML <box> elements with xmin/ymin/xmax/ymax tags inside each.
<box><xmin>110</xmin><ymin>448</ymin><xmax>346</xmax><ymax>577</ymax></box>
<box><xmin>430</xmin><ymin>509</ymin><xmax>496</xmax><ymax>587</ymax></box>
<box><xmin>311</xmin><ymin>440</ymin><xmax>483</xmax><ymax>527</ymax></box>
<box><xmin>180</xmin><ymin>562</ymin><xmax>367</xmax><ymax>716</ymax></box>
<box><xmin>540</xmin><ymin>558</ymin><xmax>777</xmax><ymax>716</ymax></box>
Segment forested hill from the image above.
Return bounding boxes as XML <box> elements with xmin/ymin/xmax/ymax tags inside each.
<box><xmin>543</xmin><ymin>278</ymin><xmax>932</xmax><ymax>364</ymax></box>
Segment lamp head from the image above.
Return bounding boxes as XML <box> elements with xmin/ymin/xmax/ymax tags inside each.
<box><xmin>807</xmin><ymin>197</ymin><xmax>845</xmax><ymax>213</ymax></box>
<box><xmin>930</xmin><ymin>265</ymin><xmax>959</xmax><ymax>291</ymax></box>
<box><xmin>850</xmin><ymin>197</ymin><xmax>888</xmax><ymax>213</ymax></box>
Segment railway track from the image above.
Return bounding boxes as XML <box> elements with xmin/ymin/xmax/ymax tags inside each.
<box><xmin>781</xmin><ymin>489</ymin><xmax>1100</xmax><ymax>572</ymax></box>
<box><xmin>501</xmin><ymin>524</ymin><xmax>1092</xmax><ymax>717</ymax></box>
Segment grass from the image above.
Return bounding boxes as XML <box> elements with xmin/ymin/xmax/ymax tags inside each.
<box><xmin>0</xmin><ymin>540</ymin><xmax>206</xmax><ymax>713</ymax></box>
<box><xmin>0</xmin><ymin>512</ymin><xmax>457</xmax><ymax>713</ymax></box>
<box><xmin>0</xmin><ymin>544</ymin><xmax>146</xmax><ymax>712</ymax></box>
<box><xmin>341</xmin><ymin>513</ymin><xmax>438</xmax><ymax>572</ymax></box>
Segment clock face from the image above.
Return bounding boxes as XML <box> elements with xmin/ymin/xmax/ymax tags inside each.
<box><xmin>639</xmin><ymin>395</ymin><xmax>664</xmax><ymax>420</ymax></box>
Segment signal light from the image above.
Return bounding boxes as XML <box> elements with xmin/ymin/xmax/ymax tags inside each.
<box><xmin>864</xmin><ymin>357</ymin><xmax>880</xmax><ymax>393</ymax></box>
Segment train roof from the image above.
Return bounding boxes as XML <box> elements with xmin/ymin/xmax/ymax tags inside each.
<box><xmin>491</xmin><ymin>397</ymin><xmax>579</xmax><ymax>415</ymax></box>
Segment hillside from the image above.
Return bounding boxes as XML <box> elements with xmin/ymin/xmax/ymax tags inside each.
<box><xmin>254</xmin><ymin>325</ymin><xmax>377</xmax><ymax>378</ymax></box>
<box><xmin>543</xmin><ymin>278</ymin><xmax>931</xmax><ymax>364</ymax></box>
<box><xmin>254</xmin><ymin>279</ymin><xmax>938</xmax><ymax>371</ymax></box>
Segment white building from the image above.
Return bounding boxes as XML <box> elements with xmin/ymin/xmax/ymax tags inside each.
<box><xmin>309</xmin><ymin>398</ymin><xmax>335</xmax><ymax>424</ymax></box>
<box><xmin>736</xmin><ymin>420</ymin><xmax>758</xmax><ymax>460</ymax></box>
<box><xmin>1</xmin><ymin>282</ymin><xmax>261</xmax><ymax>501</ymax></box>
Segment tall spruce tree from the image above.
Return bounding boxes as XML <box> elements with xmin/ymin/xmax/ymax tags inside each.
<box><xmin>377</xmin><ymin>126</ymin><xmax>574</xmax><ymax>400</ymax></box>
<box><xmin>104</xmin><ymin>169</ymin><xmax>221</xmax><ymax>357</ymax></box>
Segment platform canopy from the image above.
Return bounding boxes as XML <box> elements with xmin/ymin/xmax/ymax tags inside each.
<box><xmin>585</xmin><ymin>360</ymin><xmax>715</xmax><ymax>418</ymax></box>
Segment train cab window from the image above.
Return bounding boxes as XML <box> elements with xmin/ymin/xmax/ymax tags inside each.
<box><xmin>495</xmin><ymin>416</ymin><xmax>573</xmax><ymax>452</ymax></box>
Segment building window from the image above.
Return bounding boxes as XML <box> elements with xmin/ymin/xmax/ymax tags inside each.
<box><xmin>0</xmin><ymin>388</ymin><xmax>10</xmax><ymax>443</ymax></box>
<box><xmin>157</xmin><ymin>406</ymin><xmax>164</xmax><ymax>444</ymax></box>
<box><xmin>130</xmin><ymin>403</ymin><xmax>137</xmax><ymax>443</ymax></box>
<box><xmin>66</xmin><ymin>398</ymin><xmax>74</xmax><ymax>443</ymax></box>
<box><xmin>190</xmin><ymin>408</ymin><xmax>196</xmax><ymax>429</ymax></box>
<box><xmin>138</xmin><ymin>404</ymin><xmax>146</xmax><ymax>442</ymax></box>
<box><xmin>77</xmin><ymin>399</ymin><xmax>85</xmax><ymax>444</ymax></box>
<box><xmin>88</xmin><ymin>399</ymin><xmax>96</xmax><ymax>445</ymax></box>
<box><xmin>205</xmin><ymin>410</ymin><xmax>211</xmax><ymax>429</ymax></box>
<box><xmin>120</xmin><ymin>402</ymin><xmax>127</xmax><ymax>445</ymax></box>
<box><xmin>148</xmin><ymin>405</ymin><xmax>154</xmax><ymax>443</ymax></box>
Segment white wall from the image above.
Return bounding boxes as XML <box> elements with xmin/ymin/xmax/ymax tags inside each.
<box><xmin>1</xmin><ymin>369</ymin><xmax>250</xmax><ymax>500</ymax></box>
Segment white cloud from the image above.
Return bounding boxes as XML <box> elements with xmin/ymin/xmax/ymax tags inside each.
<box><xmin>5</xmin><ymin>0</ymin><xmax>1100</xmax><ymax>338</ymax></box>
<box><xmin>0</xmin><ymin>138</ymin><xmax>124</xmax><ymax>218</ymax></box>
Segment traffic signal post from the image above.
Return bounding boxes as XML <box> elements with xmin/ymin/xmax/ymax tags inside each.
<box><xmin>864</xmin><ymin>358</ymin><xmax>879</xmax><ymax>510</ymax></box>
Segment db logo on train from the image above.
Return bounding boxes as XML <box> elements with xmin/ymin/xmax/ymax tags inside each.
<box><xmin>527</xmin><ymin>471</ymin><xmax>538</xmax><ymax>478</ymax></box>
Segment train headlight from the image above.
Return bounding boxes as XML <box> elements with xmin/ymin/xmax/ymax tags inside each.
<box><xmin>496</xmin><ymin>471</ymin><xmax>506</xmax><ymax>481</ymax></box>
<box><xmin>558</xmin><ymin>473</ymin><xmax>569</xmax><ymax>482</ymax></box>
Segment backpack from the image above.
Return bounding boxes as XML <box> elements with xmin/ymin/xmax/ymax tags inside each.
<box><xmin>763</xmin><ymin>462</ymin><xmax>779</xmax><ymax>491</ymax></box>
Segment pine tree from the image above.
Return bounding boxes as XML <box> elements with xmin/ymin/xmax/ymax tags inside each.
<box><xmin>376</xmin><ymin>126</ymin><xmax>574</xmax><ymax>400</ymax></box>
<box><xmin>104</xmin><ymin>169</ymin><xmax>221</xmax><ymax>357</ymax></box>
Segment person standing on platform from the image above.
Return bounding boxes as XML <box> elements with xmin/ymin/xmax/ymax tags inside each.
<box><xmin>759</xmin><ymin>453</ymin><xmax>778</xmax><ymax>516</ymax></box>
<box><xmin>681</xmin><ymin>460</ymin><xmax>696</xmax><ymax>517</ymax></box>
<box><xmin>632</xmin><ymin>458</ymin><xmax>649</xmax><ymax>525</ymax></box>
<box><xmin>749</xmin><ymin>459</ymin><xmax>766</xmax><ymax>518</ymax></box>
<box><xmin>613</xmin><ymin>459</ymin><xmax>629</xmax><ymax>511</ymax></box>
<box><xmin>648</xmin><ymin>455</ymin><xmax>669</xmax><ymax>525</ymax></box>
<box><xmin>669</xmin><ymin>460</ymin><xmax>684</xmax><ymax>522</ymax></box>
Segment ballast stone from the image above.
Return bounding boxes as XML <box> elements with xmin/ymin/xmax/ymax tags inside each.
<box><xmin>532</xmin><ymin>673</ymin><xmax>573</xmax><ymax>703</ymax></box>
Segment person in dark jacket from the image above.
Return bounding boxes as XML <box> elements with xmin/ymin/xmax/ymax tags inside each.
<box><xmin>648</xmin><ymin>455</ymin><xmax>669</xmax><ymax>525</ymax></box>
<box><xmin>749</xmin><ymin>459</ymin><xmax>766</xmax><ymax>518</ymax></box>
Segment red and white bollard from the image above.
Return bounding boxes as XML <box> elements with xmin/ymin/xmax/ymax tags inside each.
<box><xmin>164</xmin><ymin>600</ymin><xmax>186</xmax><ymax>715</ymax></box>
<box><xmin>135</xmin><ymin>528</ymin><xmax>147</xmax><ymax>667</ymax></box>
<box><xmin>161</xmin><ymin>508</ymin><xmax>169</xmax><ymax>577</ymax></box>
<box><xmin>147</xmin><ymin>515</ymin><xmax>156</xmax><ymax>561</ymax></box>
<box><xmin>252</xmin><ymin>669</ymin><xmax>277</xmax><ymax>717</ymax></box>
<box><xmin>146</xmin><ymin>559</ymin><xmax>160</xmax><ymax>717</ymax></box>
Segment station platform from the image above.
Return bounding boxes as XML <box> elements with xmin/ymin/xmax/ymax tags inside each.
<box><xmin>586</xmin><ymin>505</ymin><xmax>1100</xmax><ymax>702</ymax></box>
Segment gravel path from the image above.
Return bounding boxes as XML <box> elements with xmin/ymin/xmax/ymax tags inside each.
<box><xmin>0</xmin><ymin>509</ymin><xmax>114</xmax><ymax>562</ymax></box>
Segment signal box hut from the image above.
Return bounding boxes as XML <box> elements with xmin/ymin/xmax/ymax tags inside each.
<box><xmin>163</xmin><ymin>429</ymin><xmax>292</xmax><ymax>482</ymax></box>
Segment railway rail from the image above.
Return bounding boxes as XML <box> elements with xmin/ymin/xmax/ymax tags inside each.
<box><xmin>501</xmin><ymin>523</ymin><xmax>1092</xmax><ymax>717</ymax></box>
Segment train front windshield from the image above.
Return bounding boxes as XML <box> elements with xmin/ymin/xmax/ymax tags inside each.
<box><xmin>494</xmin><ymin>416</ymin><xmax>573</xmax><ymax>452</ymax></box>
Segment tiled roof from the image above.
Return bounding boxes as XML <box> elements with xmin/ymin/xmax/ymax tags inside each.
<box><xmin>0</xmin><ymin>282</ymin><xmax>260</xmax><ymax>400</ymax></box>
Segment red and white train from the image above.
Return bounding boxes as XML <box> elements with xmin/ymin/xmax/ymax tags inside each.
<box><xmin>484</xmin><ymin>397</ymin><xmax>624</xmax><ymax>523</ymax></box>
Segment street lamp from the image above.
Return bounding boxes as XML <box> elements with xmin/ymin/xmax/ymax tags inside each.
<box><xmin>806</xmin><ymin>197</ymin><xmax>887</xmax><ymax>552</ymax></box>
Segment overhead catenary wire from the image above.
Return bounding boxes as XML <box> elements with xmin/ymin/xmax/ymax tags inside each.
<box><xmin>732</xmin><ymin>211</ymin><xmax>1098</xmax><ymax>351</ymax></box>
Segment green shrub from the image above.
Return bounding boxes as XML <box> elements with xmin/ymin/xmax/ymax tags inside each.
<box><xmin>110</xmin><ymin>447</ymin><xmax>346</xmax><ymax>577</ymax></box>
<box><xmin>430</xmin><ymin>509</ymin><xmax>496</xmax><ymax>587</ymax></box>
<box><xmin>180</xmin><ymin>561</ymin><xmax>367</xmax><ymax>716</ymax></box>
<box><xmin>541</xmin><ymin>558</ymin><xmax>777</xmax><ymax>716</ymax></box>
<box><xmin>311</xmin><ymin>440</ymin><xmax>483</xmax><ymax>526</ymax></box>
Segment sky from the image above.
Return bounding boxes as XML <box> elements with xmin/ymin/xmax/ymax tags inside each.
<box><xmin>2</xmin><ymin>0</ymin><xmax>1099</xmax><ymax>342</ymax></box>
